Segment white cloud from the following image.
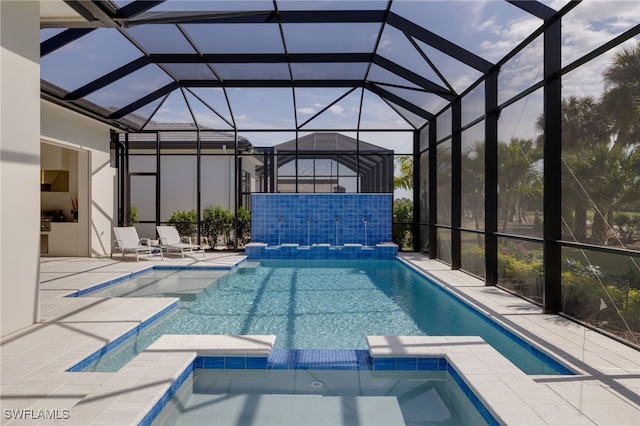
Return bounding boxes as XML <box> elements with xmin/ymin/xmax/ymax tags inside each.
<box><xmin>473</xmin><ymin>2</ymin><xmax>639</xmax><ymax>104</ymax></box>
<box><xmin>474</xmin><ymin>16</ymin><xmax>500</xmax><ymax>36</ymax></box>
<box><xmin>378</xmin><ymin>34</ymin><xmax>392</xmax><ymax>51</ymax></box>
<box><xmin>329</xmin><ymin>105</ymin><xmax>344</xmax><ymax>115</ymax></box>
<box><xmin>297</xmin><ymin>107</ymin><xmax>316</xmax><ymax>115</ymax></box>
<box><xmin>559</xmin><ymin>2</ymin><xmax>639</xmax><ymax>99</ymax></box>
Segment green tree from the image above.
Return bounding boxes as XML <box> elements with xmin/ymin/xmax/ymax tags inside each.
<box><xmin>555</xmin><ymin>96</ymin><xmax>610</xmax><ymax>242</ymax></box>
<box><xmin>436</xmin><ymin>144</ymin><xmax>452</xmax><ymax>225</ymax></box>
<box><xmin>461</xmin><ymin>141</ymin><xmax>485</xmax><ymax>234</ymax></box>
<box><xmin>394</xmin><ymin>156</ymin><xmax>413</xmax><ymax>190</ymax></box>
<box><xmin>497</xmin><ymin>138</ymin><xmax>542</xmax><ymax>233</ymax></box>
<box><xmin>563</xmin><ymin>143</ymin><xmax>640</xmax><ymax>245</ymax></box>
<box><xmin>558</xmin><ymin>96</ymin><xmax>610</xmax><ymax>151</ymax></box>
<box><xmin>392</xmin><ymin>198</ymin><xmax>413</xmax><ymax>250</ymax></box>
<box><xmin>601</xmin><ymin>41</ymin><xmax>640</xmax><ymax>147</ymax></box>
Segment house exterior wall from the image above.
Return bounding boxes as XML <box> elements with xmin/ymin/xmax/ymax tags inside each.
<box><xmin>130</xmin><ymin>153</ymin><xmax>252</xmax><ymax>241</ymax></box>
<box><xmin>0</xmin><ymin>0</ymin><xmax>41</xmax><ymax>336</ymax></box>
<box><xmin>41</xmin><ymin>101</ymin><xmax>116</xmax><ymax>257</ymax></box>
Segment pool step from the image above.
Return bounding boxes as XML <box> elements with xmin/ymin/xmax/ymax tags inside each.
<box><xmin>174</xmin><ymin>394</ymin><xmax>405</xmax><ymax>426</ymax></box>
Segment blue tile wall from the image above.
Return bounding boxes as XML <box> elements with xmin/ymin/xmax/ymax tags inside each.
<box><xmin>194</xmin><ymin>351</ymin><xmax>449</xmax><ymax>372</ymax></box>
<box><xmin>139</xmin><ymin>360</ymin><xmax>195</xmax><ymax>426</ymax></box>
<box><xmin>251</xmin><ymin>194</ymin><xmax>392</xmax><ymax>246</ymax></box>
<box><xmin>245</xmin><ymin>243</ymin><xmax>397</xmax><ymax>259</ymax></box>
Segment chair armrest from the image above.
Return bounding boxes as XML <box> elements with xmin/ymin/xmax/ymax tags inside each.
<box><xmin>113</xmin><ymin>239</ymin><xmax>123</xmax><ymax>249</ymax></box>
<box><xmin>181</xmin><ymin>236</ymin><xmax>192</xmax><ymax>244</ymax></box>
<box><xmin>139</xmin><ymin>238</ymin><xmax>151</xmax><ymax>247</ymax></box>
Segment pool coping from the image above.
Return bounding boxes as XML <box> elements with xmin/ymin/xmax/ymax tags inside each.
<box><xmin>70</xmin><ymin>334</ymin><xmax>591</xmax><ymax>426</ymax></box>
<box><xmin>64</xmin><ymin>263</ymin><xmax>240</xmax><ymax>298</ymax></box>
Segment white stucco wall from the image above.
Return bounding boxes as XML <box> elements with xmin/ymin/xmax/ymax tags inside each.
<box><xmin>41</xmin><ymin>101</ymin><xmax>116</xmax><ymax>257</ymax></box>
<box><xmin>1</xmin><ymin>1</ymin><xmax>41</xmax><ymax>336</ymax></box>
<box><xmin>129</xmin><ymin>154</ymin><xmax>244</xmax><ymax>226</ymax></box>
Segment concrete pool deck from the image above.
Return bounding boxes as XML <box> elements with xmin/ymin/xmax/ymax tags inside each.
<box><xmin>0</xmin><ymin>253</ymin><xmax>638</xmax><ymax>425</ymax></box>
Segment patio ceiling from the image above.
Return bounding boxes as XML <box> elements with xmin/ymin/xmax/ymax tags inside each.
<box><xmin>40</xmin><ymin>0</ymin><xmax>564</xmax><ymax>133</ymax></box>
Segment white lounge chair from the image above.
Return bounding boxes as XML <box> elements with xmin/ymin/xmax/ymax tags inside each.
<box><xmin>156</xmin><ymin>225</ymin><xmax>205</xmax><ymax>258</ymax></box>
<box><xmin>112</xmin><ymin>227</ymin><xmax>163</xmax><ymax>262</ymax></box>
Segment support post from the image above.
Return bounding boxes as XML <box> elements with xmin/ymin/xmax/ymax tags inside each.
<box><xmin>196</xmin><ymin>128</ymin><xmax>202</xmax><ymax>244</ymax></box>
<box><xmin>413</xmin><ymin>130</ymin><xmax>421</xmax><ymax>252</ymax></box>
<box><xmin>543</xmin><ymin>18</ymin><xmax>562</xmax><ymax>313</ymax></box>
<box><xmin>485</xmin><ymin>70</ymin><xmax>499</xmax><ymax>286</ymax></box>
<box><xmin>155</xmin><ymin>131</ymin><xmax>161</xmax><ymax>227</ymax></box>
<box><xmin>428</xmin><ymin>121</ymin><xmax>438</xmax><ymax>259</ymax></box>
<box><xmin>451</xmin><ymin>99</ymin><xmax>462</xmax><ymax>270</ymax></box>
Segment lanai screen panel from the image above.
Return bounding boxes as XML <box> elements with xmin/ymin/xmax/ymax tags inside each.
<box><xmin>41</xmin><ymin>0</ymin><xmax>525</xmax><ymax>132</ymax></box>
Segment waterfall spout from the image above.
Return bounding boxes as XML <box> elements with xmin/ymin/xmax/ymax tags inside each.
<box><xmin>363</xmin><ymin>217</ymin><xmax>368</xmax><ymax>246</ymax></box>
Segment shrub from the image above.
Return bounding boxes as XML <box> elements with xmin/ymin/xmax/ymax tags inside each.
<box><xmin>393</xmin><ymin>198</ymin><xmax>413</xmax><ymax>250</ymax></box>
<box><xmin>498</xmin><ymin>254</ymin><xmax>543</xmax><ymax>300</ymax></box>
<box><xmin>202</xmin><ymin>206</ymin><xmax>233</xmax><ymax>249</ymax></box>
<box><xmin>461</xmin><ymin>245</ymin><xmax>485</xmax><ymax>277</ymax></box>
<box><xmin>167</xmin><ymin>209</ymin><xmax>197</xmax><ymax>236</ymax></box>
<box><xmin>129</xmin><ymin>205</ymin><xmax>138</xmax><ymax>225</ymax></box>
<box><xmin>236</xmin><ymin>206</ymin><xmax>251</xmax><ymax>245</ymax></box>
<box><xmin>497</xmin><ymin>242</ymin><xmax>543</xmax><ymax>300</ymax></box>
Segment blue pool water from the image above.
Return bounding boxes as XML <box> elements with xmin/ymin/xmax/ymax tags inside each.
<box><xmin>81</xmin><ymin>259</ymin><xmax>571</xmax><ymax>375</ymax></box>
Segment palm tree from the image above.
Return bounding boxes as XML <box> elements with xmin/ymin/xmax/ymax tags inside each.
<box><xmin>552</xmin><ymin>96</ymin><xmax>610</xmax><ymax>242</ymax></box>
<box><xmin>564</xmin><ymin>143</ymin><xmax>640</xmax><ymax>245</ymax></box>
<box><xmin>461</xmin><ymin>141</ymin><xmax>485</xmax><ymax>232</ymax></box>
<box><xmin>497</xmin><ymin>138</ymin><xmax>542</xmax><ymax>233</ymax></box>
<box><xmin>559</xmin><ymin>96</ymin><xmax>610</xmax><ymax>150</ymax></box>
<box><xmin>394</xmin><ymin>156</ymin><xmax>413</xmax><ymax>190</ymax></box>
<box><xmin>436</xmin><ymin>144</ymin><xmax>452</xmax><ymax>225</ymax></box>
<box><xmin>601</xmin><ymin>41</ymin><xmax>640</xmax><ymax>147</ymax></box>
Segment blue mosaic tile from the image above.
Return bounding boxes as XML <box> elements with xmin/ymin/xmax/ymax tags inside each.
<box><xmin>138</xmin><ymin>360</ymin><xmax>194</xmax><ymax>426</ymax></box>
<box><xmin>264</xmin><ymin>349</ymin><xmax>371</xmax><ymax>370</ymax></box>
<box><xmin>447</xmin><ymin>363</ymin><xmax>500</xmax><ymax>426</ymax></box>
<box><xmin>395</xmin><ymin>357</ymin><xmax>417</xmax><ymax>370</ymax></box>
<box><xmin>70</xmin><ymin>273</ymin><xmax>135</xmax><ymax>297</ymax></box>
<box><xmin>417</xmin><ymin>358</ymin><xmax>441</xmax><ymax>370</ymax></box>
<box><xmin>247</xmin><ymin>357</ymin><xmax>268</xmax><ymax>369</ymax></box>
<box><xmin>246</xmin><ymin>242</ymin><xmax>397</xmax><ymax>260</ymax></box>
<box><xmin>201</xmin><ymin>356</ymin><xmax>224</xmax><ymax>369</ymax></box>
<box><xmin>373</xmin><ymin>358</ymin><xmax>396</xmax><ymax>370</ymax></box>
<box><xmin>225</xmin><ymin>357</ymin><xmax>247</xmax><ymax>369</ymax></box>
<box><xmin>251</xmin><ymin>194</ymin><xmax>392</xmax><ymax>247</ymax></box>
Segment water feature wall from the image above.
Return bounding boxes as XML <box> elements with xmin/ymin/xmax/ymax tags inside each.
<box><xmin>247</xmin><ymin>194</ymin><xmax>397</xmax><ymax>259</ymax></box>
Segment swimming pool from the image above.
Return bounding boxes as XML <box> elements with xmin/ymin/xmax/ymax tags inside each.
<box><xmin>79</xmin><ymin>259</ymin><xmax>571</xmax><ymax>375</ymax></box>
<box><xmin>154</xmin><ymin>369</ymin><xmax>490</xmax><ymax>426</ymax></box>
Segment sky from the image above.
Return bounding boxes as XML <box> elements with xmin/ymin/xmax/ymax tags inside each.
<box><xmin>40</xmin><ymin>0</ymin><xmax>640</xmax><ymax>200</ymax></box>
